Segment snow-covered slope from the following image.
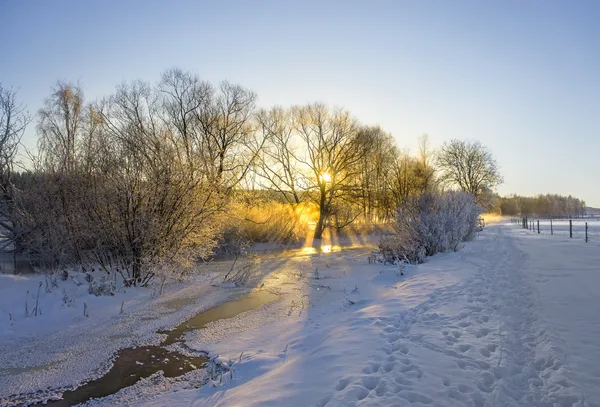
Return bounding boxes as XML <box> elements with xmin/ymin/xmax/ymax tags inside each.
<box><xmin>116</xmin><ymin>224</ymin><xmax>596</xmax><ymax>407</ymax></box>
<box><xmin>3</xmin><ymin>224</ymin><xmax>598</xmax><ymax>406</ymax></box>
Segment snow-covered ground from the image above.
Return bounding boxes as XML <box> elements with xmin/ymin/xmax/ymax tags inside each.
<box><xmin>0</xmin><ymin>263</ymin><xmax>255</xmax><ymax>406</ymax></box>
<box><xmin>2</xmin><ymin>223</ymin><xmax>599</xmax><ymax>406</ymax></box>
<box><xmin>528</xmin><ymin>219</ymin><xmax>600</xmax><ymax>242</ymax></box>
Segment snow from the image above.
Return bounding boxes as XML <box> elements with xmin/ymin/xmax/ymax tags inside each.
<box><xmin>530</xmin><ymin>218</ymin><xmax>600</xmax><ymax>242</ymax></box>
<box><xmin>512</xmin><ymin>227</ymin><xmax>600</xmax><ymax>404</ymax></box>
<box><xmin>0</xmin><ymin>267</ymin><xmax>247</xmax><ymax>406</ymax></box>
<box><xmin>139</xmin><ymin>225</ymin><xmax>596</xmax><ymax>407</ymax></box>
<box><xmin>2</xmin><ymin>223</ymin><xmax>600</xmax><ymax>406</ymax></box>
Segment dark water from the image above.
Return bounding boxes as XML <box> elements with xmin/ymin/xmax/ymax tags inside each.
<box><xmin>40</xmin><ymin>347</ymin><xmax>207</xmax><ymax>407</ymax></box>
<box><xmin>36</xmin><ymin>290</ymin><xmax>278</xmax><ymax>406</ymax></box>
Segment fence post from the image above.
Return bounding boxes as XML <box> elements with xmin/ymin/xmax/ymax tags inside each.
<box><xmin>537</xmin><ymin>220</ymin><xmax>540</xmax><ymax>234</ymax></box>
<box><xmin>550</xmin><ymin>219</ymin><xmax>553</xmax><ymax>235</ymax></box>
<box><xmin>586</xmin><ymin>222</ymin><xmax>588</xmax><ymax>243</ymax></box>
<box><xmin>570</xmin><ymin>219</ymin><xmax>573</xmax><ymax>238</ymax></box>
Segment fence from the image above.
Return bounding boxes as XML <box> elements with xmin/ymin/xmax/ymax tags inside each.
<box><xmin>510</xmin><ymin>217</ymin><xmax>600</xmax><ymax>243</ymax></box>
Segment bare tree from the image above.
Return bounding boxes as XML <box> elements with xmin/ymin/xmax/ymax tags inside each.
<box><xmin>86</xmin><ymin>80</ymin><xmax>224</xmax><ymax>284</ymax></box>
<box><xmin>196</xmin><ymin>81</ymin><xmax>263</xmax><ymax>191</ymax></box>
<box><xmin>354</xmin><ymin>126</ymin><xmax>399</xmax><ymax>222</ymax></box>
<box><xmin>292</xmin><ymin>104</ymin><xmax>366</xmax><ymax>239</ymax></box>
<box><xmin>37</xmin><ymin>81</ymin><xmax>85</xmax><ymax>173</ymax></box>
<box><xmin>159</xmin><ymin>70</ymin><xmax>267</xmax><ymax>194</ymax></box>
<box><xmin>158</xmin><ymin>68</ymin><xmax>212</xmax><ymax>174</ymax></box>
<box><xmin>32</xmin><ymin>81</ymin><xmax>96</xmax><ymax>267</ymax></box>
<box><xmin>414</xmin><ymin>134</ymin><xmax>436</xmax><ymax>193</ymax></box>
<box><xmin>436</xmin><ymin>139</ymin><xmax>503</xmax><ymax>198</ymax></box>
<box><xmin>0</xmin><ymin>85</ymin><xmax>30</xmax><ymax>251</ymax></box>
<box><xmin>254</xmin><ymin>107</ymin><xmax>305</xmax><ymax>205</ymax></box>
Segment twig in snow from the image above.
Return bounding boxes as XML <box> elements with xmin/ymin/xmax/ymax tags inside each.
<box><xmin>238</xmin><ymin>351</ymin><xmax>244</xmax><ymax>362</ymax></box>
<box><xmin>221</xmin><ymin>256</ymin><xmax>239</xmax><ymax>282</ymax></box>
<box><xmin>310</xmin><ymin>284</ymin><xmax>331</xmax><ymax>290</ymax></box>
<box><xmin>159</xmin><ymin>276</ymin><xmax>166</xmax><ymax>296</ymax></box>
<box><xmin>33</xmin><ymin>282</ymin><xmax>42</xmax><ymax>316</ymax></box>
<box><xmin>120</xmin><ymin>301</ymin><xmax>124</xmax><ymax>314</ymax></box>
<box><xmin>84</xmin><ymin>302</ymin><xmax>89</xmax><ymax>317</ymax></box>
<box><xmin>25</xmin><ymin>290</ymin><xmax>29</xmax><ymax>317</ymax></box>
<box><xmin>282</xmin><ymin>343</ymin><xmax>289</xmax><ymax>364</ymax></box>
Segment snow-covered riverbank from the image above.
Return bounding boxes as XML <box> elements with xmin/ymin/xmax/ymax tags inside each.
<box><xmin>3</xmin><ymin>224</ymin><xmax>599</xmax><ymax>406</ymax></box>
<box><xmin>140</xmin><ymin>224</ymin><xmax>596</xmax><ymax>407</ymax></box>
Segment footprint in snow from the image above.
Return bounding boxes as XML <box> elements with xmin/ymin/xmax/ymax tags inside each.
<box><xmin>458</xmin><ymin>344</ymin><xmax>471</xmax><ymax>353</ymax></box>
<box><xmin>335</xmin><ymin>377</ymin><xmax>351</xmax><ymax>391</ymax></box>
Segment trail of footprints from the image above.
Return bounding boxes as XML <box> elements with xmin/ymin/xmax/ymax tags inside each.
<box><xmin>322</xmin><ymin>285</ymin><xmax>501</xmax><ymax>406</ymax></box>
<box><xmin>325</xmin><ymin>234</ymin><xmax>544</xmax><ymax>407</ymax></box>
<box><xmin>322</xmin><ymin>232</ymin><xmax>584</xmax><ymax>406</ymax></box>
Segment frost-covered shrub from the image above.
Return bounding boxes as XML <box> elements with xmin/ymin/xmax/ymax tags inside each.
<box><xmin>381</xmin><ymin>192</ymin><xmax>481</xmax><ymax>264</ymax></box>
<box><xmin>88</xmin><ymin>276</ymin><xmax>116</xmax><ymax>296</ymax></box>
<box><xmin>222</xmin><ymin>255</ymin><xmax>261</xmax><ymax>286</ymax></box>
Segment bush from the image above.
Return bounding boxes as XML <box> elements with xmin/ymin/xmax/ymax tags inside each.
<box><xmin>380</xmin><ymin>192</ymin><xmax>481</xmax><ymax>264</ymax></box>
<box><xmin>219</xmin><ymin>200</ymin><xmax>314</xmax><ymax>249</ymax></box>
<box><xmin>88</xmin><ymin>276</ymin><xmax>116</xmax><ymax>296</ymax></box>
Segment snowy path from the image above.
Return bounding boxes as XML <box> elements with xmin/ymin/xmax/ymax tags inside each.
<box><xmin>323</xmin><ymin>225</ymin><xmax>586</xmax><ymax>407</ymax></box>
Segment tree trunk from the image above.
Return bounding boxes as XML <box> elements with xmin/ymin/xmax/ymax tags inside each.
<box><xmin>314</xmin><ymin>209</ymin><xmax>326</xmax><ymax>239</ymax></box>
<box><xmin>313</xmin><ymin>186</ymin><xmax>327</xmax><ymax>239</ymax></box>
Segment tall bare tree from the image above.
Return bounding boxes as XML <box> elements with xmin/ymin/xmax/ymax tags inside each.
<box><xmin>86</xmin><ymin>80</ymin><xmax>225</xmax><ymax>284</ymax></box>
<box><xmin>436</xmin><ymin>139</ymin><xmax>503</xmax><ymax>199</ymax></box>
<box><xmin>254</xmin><ymin>107</ymin><xmax>305</xmax><ymax>205</ymax></box>
<box><xmin>0</xmin><ymin>84</ymin><xmax>30</xmax><ymax>251</ymax></box>
<box><xmin>292</xmin><ymin>104</ymin><xmax>366</xmax><ymax>239</ymax></box>
<box><xmin>37</xmin><ymin>81</ymin><xmax>85</xmax><ymax>173</ymax></box>
<box><xmin>354</xmin><ymin>126</ymin><xmax>399</xmax><ymax>222</ymax></box>
<box><xmin>414</xmin><ymin>134</ymin><xmax>436</xmax><ymax>193</ymax></box>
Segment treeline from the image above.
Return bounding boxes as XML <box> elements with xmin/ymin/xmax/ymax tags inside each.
<box><xmin>499</xmin><ymin>194</ymin><xmax>586</xmax><ymax>218</ymax></box>
<box><xmin>0</xmin><ymin>70</ymin><xmax>503</xmax><ymax>284</ymax></box>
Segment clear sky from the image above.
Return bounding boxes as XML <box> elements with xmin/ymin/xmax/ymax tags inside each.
<box><xmin>2</xmin><ymin>1</ymin><xmax>600</xmax><ymax>205</ymax></box>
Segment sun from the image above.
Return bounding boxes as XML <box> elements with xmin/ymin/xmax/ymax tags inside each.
<box><xmin>319</xmin><ymin>172</ymin><xmax>332</xmax><ymax>183</ymax></box>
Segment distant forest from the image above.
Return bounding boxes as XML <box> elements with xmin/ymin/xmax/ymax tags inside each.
<box><xmin>498</xmin><ymin>194</ymin><xmax>586</xmax><ymax>218</ymax></box>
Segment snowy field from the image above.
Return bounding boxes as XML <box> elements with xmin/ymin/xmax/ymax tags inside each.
<box><xmin>525</xmin><ymin>218</ymin><xmax>600</xmax><ymax>242</ymax></box>
<box><xmin>1</xmin><ymin>224</ymin><xmax>600</xmax><ymax>406</ymax></box>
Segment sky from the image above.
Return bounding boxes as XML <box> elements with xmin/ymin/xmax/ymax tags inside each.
<box><xmin>2</xmin><ymin>0</ymin><xmax>600</xmax><ymax>205</ymax></box>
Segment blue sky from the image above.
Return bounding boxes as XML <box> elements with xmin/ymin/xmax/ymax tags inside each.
<box><xmin>2</xmin><ymin>1</ymin><xmax>600</xmax><ymax>205</ymax></box>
